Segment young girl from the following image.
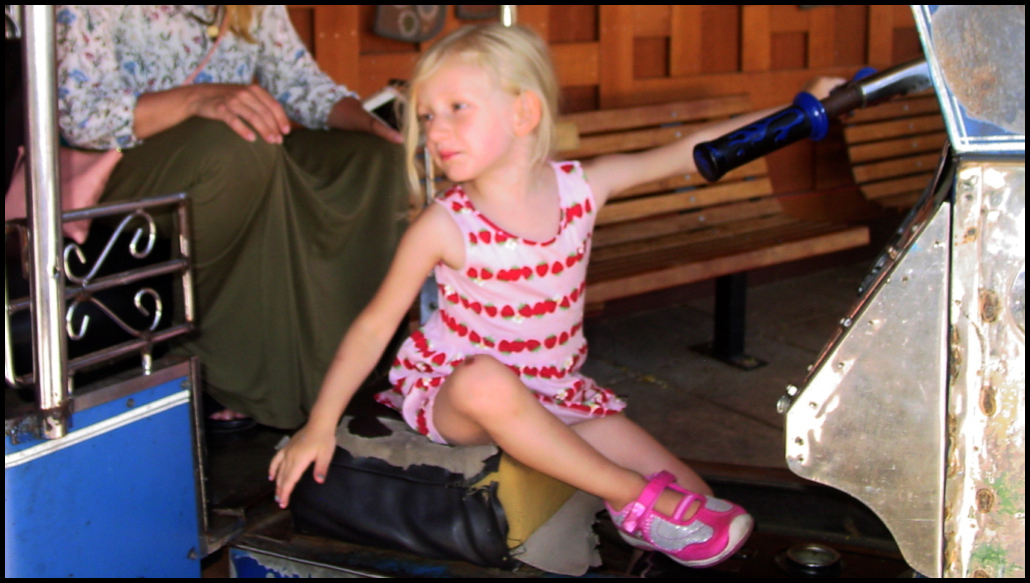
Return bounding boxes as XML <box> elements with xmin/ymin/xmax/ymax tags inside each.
<box><xmin>271</xmin><ymin>24</ymin><xmax>840</xmax><ymax>568</ymax></box>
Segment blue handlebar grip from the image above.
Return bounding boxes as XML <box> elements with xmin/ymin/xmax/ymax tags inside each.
<box><xmin>851</xmin><ymin>66</ymin><xmax>877</xmax><ymax>82</ymax></box>
<box><xmin>792</xmin><ymin>92</ymin><xmax>829</xmax><ymax>141</ymax></box>
<box><xmin>693</xmin><ymin>100</ymin><xmax>821</xmax><ymax>182</ymax></box>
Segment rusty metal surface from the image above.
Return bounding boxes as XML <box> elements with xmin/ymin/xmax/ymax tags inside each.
<box><xmin>784</xmin><ymin>185</ymin><xmax>950</xmax><ymax>577</ymax></box>
<box><xmin>932</xmin><ymin>6</ymin><xmax>1025</xmax><ymax>136</ymax></box>
<box><xmin>945</xmin><ymin>160</ymin><xmax>1025</xmax><ymax>578</ymax></box>
<box><xmin>914</xmin><ymin>5</ymin><xmax>1026</xmax><ymax>154</ymax></box>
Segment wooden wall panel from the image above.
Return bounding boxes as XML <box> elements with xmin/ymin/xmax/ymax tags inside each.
<box><xmin>549</xmin><ymin>4</ymin><xmax>596</xmax><ymax>43</ymax></box>
<box><xmin>834</xmin><ymin>5</ymin><xmax>868</xmax><ymax>66</ymax></box>
<box><xmin>700</xmin><ymin>5</ymin><xmax>742</xmax><ymax>75</ymax></box>
<box><xmin>742</xmin><ymin>5</ymin><xmax>772</xmax><ymax>73</ymax></box>
<box><xmin>669</xmin><ymin>5</ymin><xmax>703</xmax><ymax>77</ymax></box>
<box><xmin>807</xmin><ymin>7</ymin><xmax>836</xmax><ymax>68</ymax></box>
<box><xmin>290</xmin><ymin>5</ymin><xmax>923</xmax><ymax>199</ymax></box>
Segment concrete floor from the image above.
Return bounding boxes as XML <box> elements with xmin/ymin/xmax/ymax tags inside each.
<box><xmin>580</xmin><ymin>259</ymin><xmax>873</xmax><ymax>470</ymax></box>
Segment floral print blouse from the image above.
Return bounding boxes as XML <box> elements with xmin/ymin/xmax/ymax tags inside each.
<box><xmin>56</xmin><ymin>5</ymin><xmax>357</xmax><ymax>150</ymax></box>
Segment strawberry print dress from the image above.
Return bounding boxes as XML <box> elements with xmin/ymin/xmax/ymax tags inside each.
<box><xmin>377</xmin><ymin>161</ymin><xmax>626</xmax><ymax>443</ymax></box>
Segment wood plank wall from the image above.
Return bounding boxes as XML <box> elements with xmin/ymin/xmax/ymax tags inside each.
<box><xmin>288</xmin><ymin>5</ymin><xmax>923</xmax><ymax>199</ymax></box>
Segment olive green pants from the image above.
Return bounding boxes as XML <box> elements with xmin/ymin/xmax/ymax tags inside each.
<box><xmin>101</xmin><ymin>118</ymin><xmax>408</xmax><ymax>428</ymax></box>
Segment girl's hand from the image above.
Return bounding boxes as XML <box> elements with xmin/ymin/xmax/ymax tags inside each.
<box><xmin>190</xmin><ymin>83</ymin><xmax>292</xmax><ymax>144</ymax></box>
<box><xmin>804</xmin><ymin>76</ymin><xmax>848</xmax><ymax>101</ymax></box>
<box><xmin>268</xmin><ymin>424</ymin><xmax>337</xmax><ymax>508</ymax></box>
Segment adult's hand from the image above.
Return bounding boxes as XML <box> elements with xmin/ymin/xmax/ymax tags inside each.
<box><xmin>134</xmin><ymin>83</ymin><xmax>292</xmax><ymax>143</ymax></box>
<box><xmin>327</xmin><ymin>96</ymin><xmax>404</xmax><ymax>144</ymax></box>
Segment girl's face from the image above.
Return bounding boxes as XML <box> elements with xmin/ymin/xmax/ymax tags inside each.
<box><xmin>416</xmin><ymin>57</ymin><xmax>522</xmax><ymax>184</ymax></box>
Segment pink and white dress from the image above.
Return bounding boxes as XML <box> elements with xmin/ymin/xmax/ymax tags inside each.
<box><xmin>376</xmin><ymin>160</ymin><xmax>626</xmax><ymax>443</ymax></box>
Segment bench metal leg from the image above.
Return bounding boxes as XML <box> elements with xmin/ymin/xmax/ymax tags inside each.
<box><xmin>693</xmin><ymin>272</ymin><xmax>767</xmax><ymax>370</ymax></box>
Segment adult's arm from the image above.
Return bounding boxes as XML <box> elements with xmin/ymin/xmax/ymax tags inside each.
<box><xmin>137</xmin><ymin>6</ymin><xmax>400</xmax><ymax>144</ymax></box>
<box><xmin>133</xmin><ymin>83</ymin><xmax>292</xmax><ymax>144</ymax></box>
<box><xmin>252</xmin><ymin>5</ymin><xmax>357</xmax><ymax>130</ymax></box>
<box><xmin>56</xmin><ymin>6</ymin><xmax>138</xmax><ymax>149</ymax></box>
<box><xmin>58</xmin><ymin>5</ymin><xmax>398</xmax><ymax>148</ymax></box>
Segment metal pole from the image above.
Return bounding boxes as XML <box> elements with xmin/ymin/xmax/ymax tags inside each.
<box><xmin>23</xmin><ymin>5</ymin><xmax>69</xmax><ymax>438</ymax></box>
<box><xmin>500</xmin><ymin>5</ymin><xmax>517</xmax><ymax>27</ymax></box>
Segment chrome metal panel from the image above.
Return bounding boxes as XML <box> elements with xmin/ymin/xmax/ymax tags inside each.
<box><xmin>945</xmin><ymin>161</ymin><xmax>1025</xmax><ymax>578</ymax></box>
<box><xmin>785</xmin><ymin>194</ymin><xmax>950</xmax><ymax>577</ymax></box>
<box><xmin>914</xmin><ymin>5</ymin><xmax>1025</xmax><ymax>154</ymax></box>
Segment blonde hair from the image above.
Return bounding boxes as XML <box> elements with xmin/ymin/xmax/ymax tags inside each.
<box><xmin>225</xmin><ymin>6</ymin><xmax>256</xmax><ymax>43</ymax></box>
<box><xmin>403</xmin><ymin>24</ymin><xmax>560</xmax><ymax>197</ymax></box>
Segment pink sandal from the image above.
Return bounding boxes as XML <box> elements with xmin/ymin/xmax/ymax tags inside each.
<box><xmin>607</xmin><ymin>471</ymin><xmax>753</xmax><ymax>567</ymax></box>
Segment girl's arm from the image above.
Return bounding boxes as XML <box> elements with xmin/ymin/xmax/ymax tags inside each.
<box><xmin>268</xmin><ymin>203</ymin><xmax>464</xmax><ymax>508</ymax></box>
<box><xmin>584</xmin><ymin>77</ymin><xmax>844</xmax><ymax>206</ymax></box>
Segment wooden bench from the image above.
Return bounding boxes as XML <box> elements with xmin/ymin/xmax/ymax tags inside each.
<box><xmin>842</xmin><ymin>90</ymin><xmax>946</xmax><ymax>209</ymax></box>
<box><xmin>557</xmin><ymin>96</ymin><xmax>871</xmax><ymax>368</ymax></box>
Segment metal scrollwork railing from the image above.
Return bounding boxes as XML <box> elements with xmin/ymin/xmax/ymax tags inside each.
<box><xmin>5</xmin><ymin>192</ymin><xmax>194</xmax><ymax>387</ymax></box>
<box><xmin>66</xmin><ymin>287</ymin><xmax>163</xmax><ymax>341</ymax></box>
<box><xmin>64</xmin><ymin>210</ymin><xmax>158</xmax><ymax>284</ymax></box>
<box><xmin>5</xmin><ymin>5</ymin><xmax>22</xmax><ymax>40</ymax></box>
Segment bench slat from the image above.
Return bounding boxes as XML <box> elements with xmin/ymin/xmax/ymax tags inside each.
<box><xmin>597</xmin><ymin>178</ymin><xmax>774</xmax><ymax>226</ymax></box>
<box><xmin>586</xmin><ymin>224</ymin><xmax>870</xmax><ymax>303</ymax></box>
<box><xmin>875</xmin><ymin>192</ymin><xmax>925</xmax><ymax>209</ymax></box>
<box><xmin>847</xmin><ymin>131</ymin><xmax>947</xmax><ymax>164</ymax></box>
<box><xmin>562</xmin><ymin>123</ymin><xmax>707</xmax><ymax>159</ymax></box>
<box><xmin>591</xmin><ymin>220</ymin><xmax>865</xmax><ymax>279</ymax></box>
<box><xmin>852</xmin><ymin>152</ymin><xmax>942</xmax><ymax>183</ymax></box>
<box><xmin>846</xmin><ymin>93</ymin><xmax>940</xmax><ymax>123</ymax></box>
<box><xmin>843</xmin><ymin>114</ymin><xmax>945</xmax><ymax>144</ymax></box>
<box><xmin>593</xmin><ymin>214</ymin><xmax>796</xmax><ymax>264</ymax></box>
<box><xmin>612</xmin><ymin>159</ymin><xmax>768</xmax><ymax>201</ymax></box>
<box><xmin>593</xmin><ymin>198</ymin><xmax>782</xmax><ymax>248</ymax></box>
<box><xmin>562</xmin><ymin>95</ymin><xmax>752</xmax><ymax>135</ymax></box>
<box><xmin>859</xmin><ymin>173</ymin><xmax>934</xmax><ymax>200</ymax></box>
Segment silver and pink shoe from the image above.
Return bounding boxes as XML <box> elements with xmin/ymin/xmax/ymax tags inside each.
<box><xmin>607</xmin><ymin>470</ymin><xmax>753</xmax><ymax>567</ymax></box>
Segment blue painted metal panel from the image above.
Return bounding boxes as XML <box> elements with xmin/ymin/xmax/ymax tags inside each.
<box><xmin>5</xmin><ymin>375</ymin><xmax>200</xmax><ymax>578</ymax></box>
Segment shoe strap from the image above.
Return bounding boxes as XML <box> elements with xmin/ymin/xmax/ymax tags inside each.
<box><xmin>623</xmin><ymin>470</ymin><xmax>676</xmax><ymax>533</ymax></box>
<box><xmin>672</xmin><ymin>490</ymin><xmax>704</xmax><ymax>521</ymax></box>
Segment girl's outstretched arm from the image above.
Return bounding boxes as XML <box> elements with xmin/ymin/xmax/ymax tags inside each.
<box><xmin>268</xmin><ymin>202</ymin><xmax>464</xmax><ymax>508</ymax></box>
<box><xmin>584</xmin><ymin>77</ymin><xmax>844</xmax><ymax>206</ymax></box>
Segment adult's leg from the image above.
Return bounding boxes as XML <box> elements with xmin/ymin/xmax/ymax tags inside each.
<box><xmin>99</xmin><ymin>119</ymin><xmax>407</xmax><ymax>428</ymax></box>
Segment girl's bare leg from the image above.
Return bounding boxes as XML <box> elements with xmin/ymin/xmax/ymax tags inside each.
<box><xmin>570</xmin><ymin>413</ymin><xmax>711</xmax><ymax>496</ymax></box>
<box><xmin>433</xmin><ymin>355</ymin><xmax>698</xmax><ymax>515</ymax></box>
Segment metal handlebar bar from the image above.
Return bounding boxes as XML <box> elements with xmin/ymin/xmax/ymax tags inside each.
<box><xmin>693</xmin><ymin>58</ymin><xmax>933</xmax><ymax>183</ymax></box>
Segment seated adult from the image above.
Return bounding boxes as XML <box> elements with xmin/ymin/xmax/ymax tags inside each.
<box><xmin>55</xmin><ymin>5</ymin><xmax>409</xmax><ymax>428</ymax></box>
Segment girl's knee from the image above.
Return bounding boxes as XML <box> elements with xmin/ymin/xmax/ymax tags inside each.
<box><xmin>444</xmin><ymin>355</ymin><xmax>522</xmax><ymax>413</ymax></box>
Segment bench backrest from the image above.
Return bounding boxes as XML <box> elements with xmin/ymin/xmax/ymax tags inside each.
<box><xmin>842</xmin><ymin>90</ymin><xmax>945</xmax><ymax>208</ymax></box>
<box><xmin>557</xmin><ymin>96</ymin><xmax>778</xmax><ymax>260</ymax></box>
